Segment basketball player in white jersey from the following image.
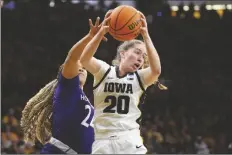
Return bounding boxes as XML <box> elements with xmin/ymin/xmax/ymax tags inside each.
<box><xmin>80</xmin><ymin>11</ymin><xmax>161</xmax><ymax>154</ymax></box>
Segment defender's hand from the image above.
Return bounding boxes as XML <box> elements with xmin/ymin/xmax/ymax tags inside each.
<box><xmin>88</xmin><ymin>17</ymin><xmax>108</xmax><ymax>41</ymax></box>
<box><xmin>98</xmin><ymin>16</ymin><xmax>111</xmax><ymax>36</ymax></box>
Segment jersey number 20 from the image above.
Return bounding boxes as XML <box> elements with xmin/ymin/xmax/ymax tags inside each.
<box><xmin>103</xmin><ymin>95</ymin><xmax>130</xmax><ymax>114</ymax></box>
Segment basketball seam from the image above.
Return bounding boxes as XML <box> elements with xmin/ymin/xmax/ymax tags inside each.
<box><xmin>109</xmin><ymin>24</ymin><xmax>116</xmax><ymax>32</ymax></box>
<box><xmin>115</xmin><ymin>11</ymin><xmax>138</xmax><ymax>31</ymax></box>
<box><xmin>109</xmin><ymin>20</ymin><xmax>115</xmax><ymax>30</ymax></box>
<box><xmin>114</xmin><ymin>6</ymin><xmax>126</xmax><ymax>35</ymax></box>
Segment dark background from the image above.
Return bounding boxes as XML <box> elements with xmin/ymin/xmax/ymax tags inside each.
<box><xmin>1</xmin><ymin>0</ymin><xmax>232</xmax><ymax>154</ymax></box>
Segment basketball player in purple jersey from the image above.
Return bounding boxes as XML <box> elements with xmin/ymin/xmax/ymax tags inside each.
<box><xmin>21</xmin><ymin>17</ymin><xmax>107</xmax><ymax>154</ymax></box>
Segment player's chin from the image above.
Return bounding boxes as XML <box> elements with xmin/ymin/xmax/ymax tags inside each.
<box><xmin>79</xmin><ymin>75</ymin><xmax>87</xmax><ymax>83</ymax></box>
<box><xmin>79</xmin><ymin>78</ymin><xmax>86</xmax><ymax>86</ymax></box>
<box><xmin>79</xmin><ymin>73</ymin><xmax>86</xmax><ymax>78</ymax></box>
<box><xmin>131</xmin><ymin>65</ymin><xmax>139</xmax><ymax>72</ymax></box>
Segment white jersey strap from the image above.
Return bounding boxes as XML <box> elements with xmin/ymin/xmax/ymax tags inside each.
<box><xmin>49</xmin><ymin>137</ymin><xmax>78</xmax><ymax>154</ymax></box>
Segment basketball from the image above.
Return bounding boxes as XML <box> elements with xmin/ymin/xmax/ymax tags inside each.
<box><xmin>109</xmin><ymin>5</ymin><xmax>142</xmax><ymax>41</ymax></box>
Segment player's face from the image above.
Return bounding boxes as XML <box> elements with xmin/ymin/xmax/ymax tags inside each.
<box><xmin>78</xmin><ymin>63</ymin><xmax>87</xmax><ymax>87</ymax></box>
<box><xmin>121</xmin><ymin>43</ymin><xmax>147</xmax><ymax>72</ymax></box>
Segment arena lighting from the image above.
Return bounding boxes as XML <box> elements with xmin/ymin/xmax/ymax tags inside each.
<box><xmin>206</xmin><ymin>5</ymin><xmax>212</xmax><ymax>10</ymax></box>
<box><xmin>193</xmin><ymin>11</ymin><xmax>201</xmax><ymax>19</ymax></box>
<box><xmin>183</xmin><ymin>5</ymin><xmax>189</xmax><ymax>11</ymax></box>
<box><xmin>171</xmin><ymin>6</ymin><xmax>179</xmax><ymax>11</ymax></box>
<box><xmin>227</xmin><ymin>4</ymin><xmax>232</xmax><ymax>10</ymax></box>
<box><xmin>71</xmin><ymin>0</ymin><xmax>79</xmax><ymax>4</ymax></box>
<box><xmin>171</xmin><ymin>11</ymin><xmax>177</xmax><ymax>17</ymax></box>
<box><xmin>217</xmin><ymin>9</ymin><xmax>224</xmax><ymax>18</ymax></box>
<box><xmin>194</xmin><ymin>5</ymin><xmax>200</xmax><ymax>11</ymax></box>
<box><xmin>49</xmin><ymin>0</ymin><xmax>55</xmax><ymax>7</ymax></box>
<box><xmin>212</xmin><ymin>4</ymin><xmax>226</xmax><ymax>10</ymax></box>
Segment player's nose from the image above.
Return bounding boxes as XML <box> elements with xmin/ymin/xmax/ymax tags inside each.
<box><xmin>137</xmin><ymin>57</ymin><xmax>142</xmax><ymax>63</ymax></box>
<box><xmin>79</xmin><ymin>68</ymin><xmax>84</xmax><ymax>72</ymax></box>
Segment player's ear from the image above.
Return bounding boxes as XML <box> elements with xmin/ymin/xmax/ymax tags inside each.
<box><xmin>120</xmin><ymin>50</ymin><xmax>126</xmax><ymax>59</ymax></box>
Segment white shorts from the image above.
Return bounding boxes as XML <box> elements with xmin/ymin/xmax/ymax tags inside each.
<box><xmin>92</xmin><ymin>129</ymin><xmax>147</xmax><ymax>154</ymax></box>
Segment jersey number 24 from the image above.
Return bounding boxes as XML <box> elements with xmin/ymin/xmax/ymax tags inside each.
<box><xmin>81</xmin><ymin>105</ymin><xmax>94</xmax><ymax>128</ymax></box>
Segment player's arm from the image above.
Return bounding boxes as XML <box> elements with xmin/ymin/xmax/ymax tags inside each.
<box><xmin>138</xmin><ymin>11</ymin><xmax>161</xmax><ymax>86</ymax></box>
<box><xmin>62</xmin><ymin>17</ymin><xmax>107</xmax><ymax>79</ymax></box>
<box><xmin>80</xmin><ymin>11</ymin><xmax>111</xmax><ymax>76</ymax></box>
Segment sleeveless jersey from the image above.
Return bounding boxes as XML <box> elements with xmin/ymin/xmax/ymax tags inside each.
<box><xmin>93</xmin><ymin>61</ymin><xmax>146</xmax><ymax>134</ymax></box>
<box><xmin>50</xmin><ymin>73</ymin><xmax>94</xmax><ymax>154</ymax></box>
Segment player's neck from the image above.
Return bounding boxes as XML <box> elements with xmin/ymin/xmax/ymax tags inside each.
<box><xmin>118</xmin><ymin>65</ymin><xmax>127</xmax><ymax>77</ymax></box>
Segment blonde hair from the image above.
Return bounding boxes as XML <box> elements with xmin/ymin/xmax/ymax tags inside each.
<box><xmin>20</xmin><ymin>79</ymin><xmax>58</xmax><ymax>145</ymax></box>
<box><xmin>112</xmin><ymin>39</ymin><xmax>145</xmax><ymax>66</ymax></box>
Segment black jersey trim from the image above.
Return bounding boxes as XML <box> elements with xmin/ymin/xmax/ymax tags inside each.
<box><xmin>135</xmin><ymin>71</ymin><xmax>145</xmax><ymax>92</ymax></box>
<box><xmin>93</xmin><ymin>67</ymin><xmax>111</xmax><ymax>90</ymax></box>
<box><xmin>136</xmin><ymin>92</ymin><xmax>147</xmax><ymax>125</ymax></box>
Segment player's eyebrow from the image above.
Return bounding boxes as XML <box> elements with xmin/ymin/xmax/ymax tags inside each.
<box><xmin>134</xmin><ymin>48</ymin><xmax>142</xmax><ymax>52</ymax></box>
<box><xmin>135</xmin><ymin>48</ymin><xmax>147</xmax><ymax>57</ymax></box>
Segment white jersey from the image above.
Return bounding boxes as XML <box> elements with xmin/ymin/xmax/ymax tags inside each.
<box><xmin>92</xmin><ymin>60</ymin><xmax>147</xmax><ymax>134</ymax></box>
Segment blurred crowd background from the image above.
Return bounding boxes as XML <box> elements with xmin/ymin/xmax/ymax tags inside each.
<box><xmin>1</xmin><ymin>0</ymin><xmax>232</xmax><ymax>154</ymax></box>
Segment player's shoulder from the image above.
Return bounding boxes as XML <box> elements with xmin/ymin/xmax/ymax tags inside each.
<box><xmin>96</xmin><ymin>59</ymin><xmax>110</xmax><ymax>68</ymax></box>
<box><xmin>57</xmin><ymin>71</ymin><xmax>80</xmax><ymax>86</ymax></box>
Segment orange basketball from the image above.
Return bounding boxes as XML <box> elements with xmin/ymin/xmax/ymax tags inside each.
<box><xmin>109</xmin><ymin>5</ymin><xmax>142</xmax><ymax>41</ymax></box>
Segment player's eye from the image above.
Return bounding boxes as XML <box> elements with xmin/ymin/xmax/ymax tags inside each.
<box><xmin>134</xmin><ymin>50</ymin><xmax>140</xmax><ymax>54</ymax></box>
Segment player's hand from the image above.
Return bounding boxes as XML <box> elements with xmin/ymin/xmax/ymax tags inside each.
<box><xmin>138</xmin><ymin>11</ymin><xmax>149</xmax><ymax>38</ymax></box>
<box><xmin>98</xmin><ymin>16</ymin><xmax>111</xmax><ymax>36</ymax></box>
<box><xmin>104</xmin><ymin>9</ymin><xmax>113</xmax><ymax>19</ymax></box>
<box><xmin>88</xmin><ymin>17</ymin><xmax>108</xmax><ymax>42</ymax></box>
<box><xmin>96</xmin><ymin>10</ymin><xmax>112</xmax><ymax>37</ymax></box>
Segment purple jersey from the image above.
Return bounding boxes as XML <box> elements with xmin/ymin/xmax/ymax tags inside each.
<box><xmin>41</xmin><ymin>73</ymin><xmax>94</xmax><ymax>154</ymax></box>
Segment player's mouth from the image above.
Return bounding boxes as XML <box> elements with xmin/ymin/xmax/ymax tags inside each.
<box><xmin>79</xmin><ymin>73</ymin><xmax>84</xmax><ymax>76</ymax></box>
<box><xmin>133</xmin><ymin>63</ymin><xmax>141</xmax><ymax>70</ymax></box>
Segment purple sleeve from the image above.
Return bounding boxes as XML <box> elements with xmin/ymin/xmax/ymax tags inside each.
<box><xmin>57</xmin><ymin>72</ymin><xmax>80</xmax><ymax>87</ymax></box>
<box><xmin>53</xmin><ymin>72</ymin><xmax>81</xmax><ymax>104</ymax></box>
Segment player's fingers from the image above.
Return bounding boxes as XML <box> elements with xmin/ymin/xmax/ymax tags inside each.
<box><xmin>105</xmin><ymin>9</ymin><xmax>113</xmax><ymax>18</ymax></box>
<box><xmin>98</xmin><ymin>23</ymin><xmax>102</xmax><ymax>28</ymax></box>
<box><xmin>140</xmin><ymin>27</ymin><xmax>146</xmax><ymax>33</ymax></box>
<box><xmin>140</xmin><ymin>18</ymin><xmax>146</xmax><ymax>27</ymax></box>
<box><xmin>95</xmin><ymin>17</ymin><xmax>100</xmax><ymax>27</ymax></box>
<box><xmin>103</xmin><ymin>36</ymin><xmax>108</xmax><ymax>42</ymax></box>
<box><xmin>104</xmin><ymin>26</ymin><xmax>109</xmax><ymax>32</ymax></box>
<box><xmin>138</xmin><ymin>11</ymin><xmax>146</xmax><ymax>19</ymax></box>
<box><xmin>103</xmin><ymin>17</ymin><xmax>111</xmax><ymax>25</ymax></box>
<box><xmin>89</xmin><ymin>19</ymin><xmax>94</xmax><ymax>28</ymax></box>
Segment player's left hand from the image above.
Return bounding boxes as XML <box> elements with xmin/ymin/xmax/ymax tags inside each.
<box><xmin>138</xmin><ymin>11</ymin><xmax>149</xmax><ymax>38</ymax></box>
<box><xmin>88</xmin><ymin>17</ymin><xmax>108</xmax><ymax>42</ymax></box>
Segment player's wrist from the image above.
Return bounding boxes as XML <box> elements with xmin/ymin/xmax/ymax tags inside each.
<box><xmin>98</xmin><ymin>28</ymin><xmax>107</xmax><ymax>38</ymax></box>
<box><xmin>142</xmin><ymin>32</ymin><xmax>150</xmax><ymax>40</ymax></box>
<box><xmin>87</xmin><ymin>33</ymin><xmax>94</xmax><ymax>39</ymax></box>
